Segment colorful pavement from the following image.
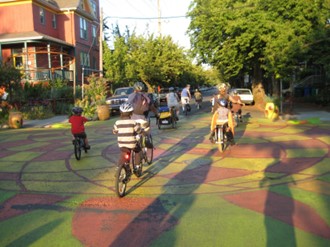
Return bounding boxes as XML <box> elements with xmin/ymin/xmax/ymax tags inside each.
<box><xmin>0</xmin><ymin>105</ymin><xmax>330</xmax><ymax>247</ymax></box>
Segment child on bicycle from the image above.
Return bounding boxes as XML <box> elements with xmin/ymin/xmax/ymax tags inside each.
<box><xmin>194</xmin><ymin>88</ymin><xmax>203</xmax><ymax>109</ymax></box>
<box><xmin>113</xmin><ymin>102</ymin><xmax>142</xmax><ymax>169</ymax></box>
<box><xmin>69</xmin><ymin>107</ymin><xmax>91</xmax><ymax>149</ymax></box>
<box><xmin>209</xmin><ymin>99</ymin><xmax>235</xmax><ymax>145</ymax></box>
<box><xmin>231</xmin><ymin>90</ymin><xmax>245</xmax><ymax>122</ymax></box>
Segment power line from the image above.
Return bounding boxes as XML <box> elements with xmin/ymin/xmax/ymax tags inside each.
<box><xmin>106</xmin><ymin>15</ymin><xmax>187</xmax><ymax>20</ymax></box>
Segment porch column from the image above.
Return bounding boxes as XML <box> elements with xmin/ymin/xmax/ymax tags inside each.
<box><xmin>47</xmin><ymin>44</ymin><xmax>52</xmax><ymax>80</ymax></box>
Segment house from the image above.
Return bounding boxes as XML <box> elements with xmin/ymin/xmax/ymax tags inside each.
<box><xmin>0</xmin><ymin>0</ymin><xmax>101</xmax><ymax>85</ymax></box>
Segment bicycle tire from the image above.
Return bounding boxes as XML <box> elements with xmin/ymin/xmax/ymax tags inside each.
<box><xmin>115</xmin><ymin>164</ymin><xmax>128</xmax><ymax>197</ymax></box>
<box><xmin>145</xmin><ymin>134</ymin><xmax>154</xmax><ymax>164</ymax></box>
<box><xmin>217</xmin><ymin>127</ymin><xmax>224</xmax><ymax>152</ymax></box>
<box><xmin>74</xmin><ymin>138</ymin><xmax>81</xmax><ymax>160</ymax></box>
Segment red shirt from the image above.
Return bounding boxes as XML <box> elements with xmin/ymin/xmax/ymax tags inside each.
<box><xmin>69</xmin><ymin>115</ymin><xmax>88</xmax><ymax>134</ymax></box>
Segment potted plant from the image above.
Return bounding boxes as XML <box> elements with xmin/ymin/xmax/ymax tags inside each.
<box><xmin>77</xmin><ymin>74</ymin><xmax>109</xmax><ymax>120</ymax></box>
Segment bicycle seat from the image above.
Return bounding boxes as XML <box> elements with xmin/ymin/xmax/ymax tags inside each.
<box><xmin>216</xmin><ymin>120</ymin><xmax>228</xmax><ymax>125</ymax></box>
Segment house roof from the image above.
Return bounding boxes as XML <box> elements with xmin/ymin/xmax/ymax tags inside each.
<box><xmin>52</xmin><ymin>0</ymin><xmax>80</xmax><ymax>9</ymax></box>
<box><xmin>0</xmin><ymin>31</ymin><xmax>74</xmax><ymax>47</ymax></box>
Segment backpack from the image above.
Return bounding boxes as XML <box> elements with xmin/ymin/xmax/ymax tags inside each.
<box><xmin>131</xmin><ymin>93</ymin><xmax>150</xmax><ymax>115</ymax></box>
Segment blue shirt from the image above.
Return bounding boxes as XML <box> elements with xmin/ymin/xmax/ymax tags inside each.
<box><xmin>181</xmin><ymin>88</ymin><xmax>190</xmax><ymax>97</ymax></box>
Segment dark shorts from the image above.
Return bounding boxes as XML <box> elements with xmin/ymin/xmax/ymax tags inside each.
<box><xmin>73</xmin><ymin>132</ymin><xmax>87</xmax><ymax>138</ymax></box>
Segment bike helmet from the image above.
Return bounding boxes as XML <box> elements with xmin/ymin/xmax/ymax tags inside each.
<box><xmin>233</xmin><ymin>89</ymin><xmax>238</xmax><ymax>95</ymax></box>
<box><xmin>133</xmin><ymin>81</ymin><xmax>145</xmax><ymax>92</ymax></box>
<box><xmin>169</xmin><ymin>87</ymin><xmax>174</xmax><ymax>91</ymax></box>
<box><xmin>72</xmin><ymin>107</ymin><xmax>83</xmax><ymax>115</ymax></box>
<box><xmin>119</xmin><ymin>102</ymin><xmax>134</xmax><ymax>113</ymax></box>
<box><xmin>219</xmin><ymin>99</ymin><xmax>228</xmax><ymax>107</ymax></box>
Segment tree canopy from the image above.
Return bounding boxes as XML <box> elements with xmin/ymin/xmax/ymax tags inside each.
<box><xmin>103</xmin><ymin>29</ymin><xmax>213</xmax><ymax>92</ymax></box>
<box><xmin>187</xmin><ymin>0</ymin><xmax>330</xmax><ymax>92</ymax></box>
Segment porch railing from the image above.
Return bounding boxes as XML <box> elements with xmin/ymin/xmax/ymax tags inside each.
<box><xmin>21</xmin><ymin>69</ymin><xmax>74</xmax><ymax>82</ymax></box>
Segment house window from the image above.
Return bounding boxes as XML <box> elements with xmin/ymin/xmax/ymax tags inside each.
<box><xmin>80</xmin><ymin>52</ymin><xmax>90</xmax><ymax>67</ymax></box>
<box><xmin>91</xmin><ymin>0</ymin><xmax>97</xmax><ymax>17</ymax></box>
<box><xmin>92</xmin><ymin>25</ymin><xmax>97</xmax><ymax>45</ymax></box>
<box><xmin>80</xmin><ymin>17</ymin><xmax>88</xmax><ymax>40</ymax></box>
<box><xmin>52</xmin><ymin>14</ymin><xmax>57</xmax><ymax>29</ymax></box>
<box><xmin>40</xmin><ymin>8</ymin><xmax>45</xmax><ymax>24</ymax></box>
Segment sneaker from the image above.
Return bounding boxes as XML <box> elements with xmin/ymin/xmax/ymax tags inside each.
<box><xmin>85</xmin><ymin>144</ymin><xmax>91</xmax><ymax>150</ymax></box>
<box><xmin>230</xmin><ymin>140</ymin><xmax>236</xmax><ymax>146</ymax></box>
<box><xmin>209</xmin><ymin>132</ymin><xmax>215</xmax><ymax>144</ymax></box>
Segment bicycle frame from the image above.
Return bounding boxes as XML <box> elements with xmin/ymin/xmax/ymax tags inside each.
<box><xmin>215</xmin><ymin>123</ymin><xmax>227</xmax><ymax>152</ymax></box>
<box><xmin>73</xmin><ymin>135</ymin><xmax>87</xmax><ymax>160</ymax></box>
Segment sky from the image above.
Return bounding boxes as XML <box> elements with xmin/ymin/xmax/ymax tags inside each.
<box><xmin>100</xmin><ymin>0</ymin><xmax>192</xmax><ymax>49</ymax></box>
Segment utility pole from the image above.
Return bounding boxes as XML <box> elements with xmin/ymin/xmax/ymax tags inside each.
<box><xmin>99</xmin><ymin>7</ymin><xmax>103</xmax><ymax>77</ymax></box>
<box><xmin>157</xmin><ymin>0</ymin><xmax>161</xmax><ymax>36</ymax></box>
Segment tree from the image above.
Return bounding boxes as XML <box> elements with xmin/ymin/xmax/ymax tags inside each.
<box><xmin>188</xmin><ymin>0</ymin><xmax>330</xmax><ymax>100</ymax></box>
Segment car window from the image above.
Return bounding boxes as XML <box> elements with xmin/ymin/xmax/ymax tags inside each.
<box><xmin>114</xmin><ymin>87</ymin><xmax>134</xmax><ymax>96</ymax></box>
<box><xmin>237</xmin><ymin>89</ymin><xmax>252</xmax><ymax>95</ymax></box>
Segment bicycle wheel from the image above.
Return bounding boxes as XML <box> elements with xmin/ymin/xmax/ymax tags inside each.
<box><xmin>171</xmin><ymin>116</ymin><xmax>177</xmax><ymax>129</ymax></box>
<box><xmin>217</xmin><ymin>127</ymin><xmax>224</xmax><ymax>152</ymax></box>
<box><xmin>74</xmin><ymin>138</ymin><xmax>81</xmax><ymax>160</ymax></box>
<box><xmin>115</xmin><ymin>164</ymin><xmax>128</xmax><ymax>197</ymax></box>
<box><xmin>145</xmin><ymin>134</ymin><xmax>154</xmax><ymax>164</ymax></box>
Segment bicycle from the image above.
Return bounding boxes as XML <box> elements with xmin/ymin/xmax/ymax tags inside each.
<box><xmin>73</xmin><ymin>134</ymin><xmax>88</xmax><ymax>160</ymax></box>
<box><xmin>182</xmin><ymin>98</ymin><xmax>191</xmax><ymax>116</ymax></box>
<box><xmin>213</xmin><ymin>121</ymin><xmax>229</xmax><ymax>152</ymax></box>
<box><xmin>115</xmin><ymin>131</ymin><xmax>153</xmax><ymax>197</ymax></box>
<box><xmin>138</xmin><ymin>130</ymin><xmax>154</xmax><ymax>165</ymax></box>
<box><xmin>115</xmin><ymin>150</ymin><xmax>135</xmax><ymax>197</ymax></box>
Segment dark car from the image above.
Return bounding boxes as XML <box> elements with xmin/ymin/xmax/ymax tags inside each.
<box><xmin>106</xmin><ymin>87</ymin><xmax>134</xmax><ymax>113</ymax></box>
<box><xmin>106</xmin><ymin>86</ymin><xmax>159</xmax><ymax>114</ymax></box>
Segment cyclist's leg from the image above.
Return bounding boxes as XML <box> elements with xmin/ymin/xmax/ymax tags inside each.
<box><xmin>133</xmin><ymin>145</ymin><xmax>142</xmax><ymax>169</ymax></box>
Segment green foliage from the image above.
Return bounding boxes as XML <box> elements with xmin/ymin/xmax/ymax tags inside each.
<box><xmin>103</xmin><ymin>31</ymin><xmax>211</xmax><ymax>90</ymax></box>
<box><xmin>188</xmin><ymin>0</ymin><xmax>330</xmax><ymax>87</ymax></box>
<box><xmin>21</xmin><ymin>105</ymin><xmax>54</xmax><ymax>120</ymax></box>
<box><xmin>74</xmin><ymin>74</ymin><xmax>108</xmax><ymax>118</ymax></box>
<box><xmin>83</xmin><ymin>74</ymin><xmax>108</xmax><ymax>105</ymax></box>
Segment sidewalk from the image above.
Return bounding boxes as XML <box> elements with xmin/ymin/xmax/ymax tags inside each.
<box><xmin>23</xmin><ymin>115</ymin><xmax>68</xmax><ymax>128</ymax></box>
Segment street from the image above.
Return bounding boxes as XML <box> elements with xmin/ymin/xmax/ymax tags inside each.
<box><xmin>0</xmin><ymin>97</ymin><xmax>330</xmax><ymax>247</ymax></box>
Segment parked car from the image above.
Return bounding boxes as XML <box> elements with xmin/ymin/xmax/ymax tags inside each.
<box><xmin>229</xmin><ymin>88</ymin><xmax>254</xmax><ymax>105</ymax></box>
<box><xmin>106</xmin><ymin>86</ymin><xmax>159</xmax><ymax>114</ymax></box>
<box><xmin>106</xmin><ymin>87</ymin><xmax>134</xmax><ymax>113</ymax></box>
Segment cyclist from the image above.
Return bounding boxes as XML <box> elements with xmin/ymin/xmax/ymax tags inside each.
<box><xmin>209</xmin><ymin>99</ymin><xmax>235</xmax><ymax>145</ymax></box>
<box><xmin>128</xmin><ymin>81</ymin><xmax>158</xmax><ymax>122</ymax></box>
<box><xmin>211</xmin><ymin>83</ymin><xmax>238</xmax><ymax>114</ymax></box>
<box><xmin>194</xmin><ymin>88</ymin><xmax>203</xmax><ymax>109</ymax></box>
<box><xmin>181</xmin><ymin>84</ymin><xmax>192</xmax><ymax>114</ymax></box>
<box><xmin>69</xmin><ymin>107</ymin><xmax>91</xmax><ymax>149</ymax></box>
<box><xmin>166</xmin><ymin>87</ymin><xmax>180</xmax><ymax>120</ymax></box>
<box><xmin>231</xmin><ymin>89</ymin><xmax>245</xmax><ymax>122</ymax></box>
<box><xmin>128</xmin><ymin>81</ymin><xmax>158</xmax><ymax>148</ymax></box>
<box><xmin>113</xmin><ymin>102</ymin><xmax>142</xmax><ymax>170</ymax></box>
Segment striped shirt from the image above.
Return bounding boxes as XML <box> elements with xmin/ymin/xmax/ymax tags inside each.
<box><xmin>113</xmin><ymin>119</ymin><xmax>141</xmax><ymax>149</ymax></box>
